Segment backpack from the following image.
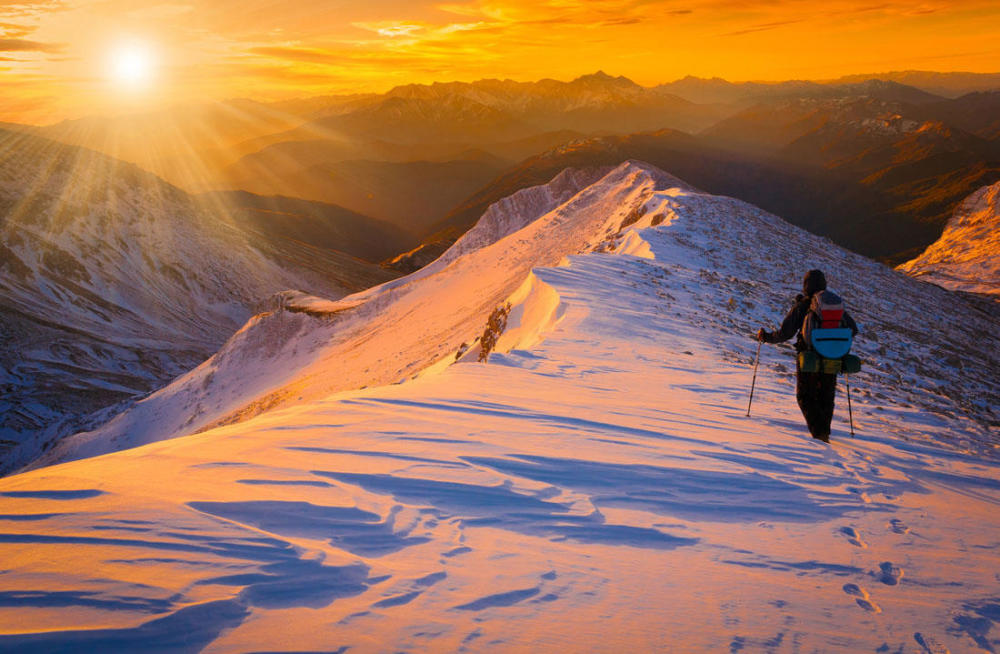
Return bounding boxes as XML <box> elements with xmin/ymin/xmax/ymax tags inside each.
<box><xmin>801</xmin><ymin>290</ymin><xmax>853</xmax><ymax>359</ymax></box>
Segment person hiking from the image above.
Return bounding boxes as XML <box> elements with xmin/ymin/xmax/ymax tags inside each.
<box><xmin>756</xmin><ymin>270</ymin><xmax>858</xmax><ymax>442</ymax></box>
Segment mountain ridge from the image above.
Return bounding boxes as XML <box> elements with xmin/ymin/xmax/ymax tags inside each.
<box><xmin>898</xmin><ymin>180</ymin><xmax>1000</xmax><ymax>296</ymax></box>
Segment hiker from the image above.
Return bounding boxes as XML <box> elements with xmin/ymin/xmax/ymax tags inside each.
<box><xmin>756</xmin><ymin>270</ymin><xmax>858</xmax><ymax>442</ymax></box>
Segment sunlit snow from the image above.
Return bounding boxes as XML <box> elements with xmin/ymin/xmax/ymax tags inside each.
<box><xmin>1</xmin><ymin>162</ymin><xmax>997</xmax><ymax>652</ymax></box>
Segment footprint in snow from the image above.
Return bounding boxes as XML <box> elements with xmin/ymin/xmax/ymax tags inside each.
<box><xmin>914</xmin><ymin>632</ymin><xmax>951</xmax><ymax>654</ymax></box>
<box><xmin>454</xmin><ymin>587</ymin><xmax>540</xmax><ymax>611</ymax></box>
<box><xmin>876</xmin><ymin>562</ymin><xmax>903</xmax><ymax>586</ymax></box>
<box><xmin>889</xmin><ymin>518</ymin><xmax>910</xmax><ymax>534</ymax></box>
<box><xmin>842</xmin><ymin>583</ymin><xmax>881</xmax><ymax>613</ymax></box>
<box><xmin>442</xmin><ymin>546</ymin><xmax>472</xmax><ymax>558</ymax></box>
<box><xmin>840</xmin><ymin>526</ymin><xmax>867</xmax><ymax>548</ymax></box>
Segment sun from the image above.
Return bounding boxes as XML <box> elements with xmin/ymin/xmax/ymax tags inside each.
<box><xmin>107</xmin><ymin>40</ymin><xmax>157</xmax><ymax>90</ymax></box>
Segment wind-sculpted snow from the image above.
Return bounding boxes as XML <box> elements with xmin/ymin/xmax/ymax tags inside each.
<box><xmin>898</xmin><ymin>181</ymin><xmax>1000</xmax><ymax>296</ymax></box>
<box><xmin>1</xmin><ymin>161</ymin><xmax>998</xmax><ymax>651</ymax></box>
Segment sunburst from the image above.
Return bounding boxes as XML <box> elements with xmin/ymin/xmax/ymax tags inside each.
<box><xmin>107</xmin><ymin>40</ymin><xmax>157</xmax><ymax>90</ymax></box>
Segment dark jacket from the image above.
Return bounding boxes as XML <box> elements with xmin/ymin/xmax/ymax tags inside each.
<box><xmin>763</xmin><ymin>292</ymin><xmax>859</xmax><ymax>351</ymax></box>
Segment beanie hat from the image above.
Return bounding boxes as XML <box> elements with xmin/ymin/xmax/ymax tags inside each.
<box><xmin>803</xmin><ymin>269</ymin><xmax>827</xmax><ymax>296</ymax></box>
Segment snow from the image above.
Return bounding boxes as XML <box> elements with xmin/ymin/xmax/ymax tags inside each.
<box><xmin>492</xmin><ymin>271</ymin><xmax>564</xmax><ymax>354</ymax></box>
<box><xmin>898</xmin><ymin>181</ymin><xmax>1000</xmax><ymax>296</ymax></box>
<box><xmin>1</xmin><ymin>161</ymin><xmax>998</xmax><ymax>652</ymax></box>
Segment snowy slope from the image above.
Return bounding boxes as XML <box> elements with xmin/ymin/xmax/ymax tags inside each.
<box><xmin>0</xmin><ymin>130</ymin><xmax>362</xmax><ymax>473</ymax></box>
<box><xmin>898</xmin><ymin>181</ymin><xmax>1000</xmax><ymax>296</ymax></box>
<box><xmin>0</xmin><ymin>161</ymin><xmax>998</xmax><ymax>652</ymax></box>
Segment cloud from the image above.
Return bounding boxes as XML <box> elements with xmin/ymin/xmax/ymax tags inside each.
<box><xmin>439</xmin><ymin>20</ymin><xmax>492</xmax><ymax>33</ymax></box>
<box><xmin>0</xmin><ymin>37</ymin><xmax>64</xmax><ymax>52</ymax></box>
<box><xmin>245</xmin><ymin>45</ymin><xmax>448</xmax><ymax>68</ymax></box>
<box><xmin>214</xmin><ymin>63</ymin><xmax>344</xmax><ymax>84</ymax></box>
<box><xmin>0</xmin><ymin>21</ymin><xmax>33</xmax><ymax>36</ymax></box>
<box><xmin>436</xmin><ymin>2</ymin><xmax>484</xmax><ymax>17</ymax></box>
<box><xmin>248</xmin><ymin>45</ymin><xmax>346</xmax><ymax>65</ymax></box>
<box><xmin>0</xmin><ymin>0</ymin><xmax>66</xmax><ymax>19</ymax></box>
<box><xmin>722</xmin><ymin>18</ymin><xmax>806</xmax><ymax>36</ymax></box>
<box><xmin>602</xmin><ymin>16</ymin><xmax>642</xmax><ymax>25</ymax></box>
<box><xmin>352</xmin><ymin>21</ymin><xmax>425</xmax><ymax>37</ymax></box>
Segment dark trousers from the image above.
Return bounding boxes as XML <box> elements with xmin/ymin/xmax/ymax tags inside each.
<box><xmin>796</xmin><ymin>370</ymin><xmax>838</xmax><ymax>438</ymax></box>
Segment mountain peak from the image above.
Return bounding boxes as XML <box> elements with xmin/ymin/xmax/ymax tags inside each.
<box><xmin>572</xmin><ymin>71</ymin><xmax>640</xmax><ymax>88</ymax></box>
<box><xmin>674</xmin><ymin>75</ymin><xmax>731</xmax><ymax>83</ymax></box>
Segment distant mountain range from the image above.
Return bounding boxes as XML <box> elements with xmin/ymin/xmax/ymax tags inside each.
<box><xmin>698</xmin><ymin>95</ymin><xmax>1000</xmax><ymax>260</ymax></box>
<box><xmin>410</xmin><ymin>83</ymin><xmax>1000</xmax><ymax>266</ymax></box>
<box><xmin>411</xmin><ymin>114</ymin><xmax>1000</xmax><ymax>267</ymax></box>
<box><xmin>657</xmin><ymin>77</ymin><xmax>946</xmax><ymax>106</ymax></box>
<box><xmin>826</xmin><ymin>71</ymin><xmax>1000</xmax><ymax>99</ymax></box>
<box><xmin>12</xmin><ymin>70</ymin><xmax>1000</xmax><ymax>266</ymax></box>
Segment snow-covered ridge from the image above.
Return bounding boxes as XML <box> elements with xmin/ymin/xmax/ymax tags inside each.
<box><xmin>26</xmin><ymin>161</ymin><xmax>667</xmax><ymax>471</ymax></box>
<box><xmin>439</xmin><ymin>166</ymin><xmax>611</xmax><ymax>263</ymax></box>
<box><xmin>898</xmin><ymin>181</ymin><xmax>1000</xmax><ymax>296</ymax></box>
<box><xmin>1</xmin><ymin>161</ymin><xmax>998</xmax><ymax>652</ymax></box>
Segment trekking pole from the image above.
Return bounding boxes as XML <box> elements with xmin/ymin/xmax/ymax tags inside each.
<box><xmin>845</xmin><ymin>373</ymin><xmax>855</xmax><ymax>437</ymax></box>
<box><xmin>746</xmin><ymin>339</ymin><xmax>762</xmax><ymax>417</ymax></box>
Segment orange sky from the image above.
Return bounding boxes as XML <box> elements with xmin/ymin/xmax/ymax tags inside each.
<box><xmin>2</xmin><ymin>0</ymin><xmax>1000</xmax><ymax>124</ymax></box>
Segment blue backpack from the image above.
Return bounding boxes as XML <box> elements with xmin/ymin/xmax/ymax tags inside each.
<box><xmin>802</xmin><ymin>290</ymin><xmax>853</xmax><ymax>359</ymax></box>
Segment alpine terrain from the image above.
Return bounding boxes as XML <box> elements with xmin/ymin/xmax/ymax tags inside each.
<box><xmin>1</xmin><ymin>161</ymin><xmax>998</xmax><ymax>652</ymax></box>
<box><xmin>0</xmin><ymin>128</ymin><xmax>399</xmax><ymax>474</ymax></box>
<box><xmin>898</xmin><ymin>180</ymin><xmax>1000</xmax><ymax>296</ymax></box>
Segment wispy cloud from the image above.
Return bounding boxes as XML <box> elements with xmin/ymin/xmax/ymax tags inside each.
<box><xmin>0</xmin><ymin>21</ymin><xmax>33</xmax><ymax>36</ymax></box>
<box><xmin>352</xmin><ymin>21</ymin><xmax>425</xmax><ymax>38</ymax></box>
<box><xmin>246</xmin><ymin>45</ymin><xmax>431</xmax><ymax>68</ymax></box>
<box><xmin>0</xmin><ymin>36</ymin><xmax>63</xmax><ymax>51</ymax></box>
<box><xmin>0</xmin><ymin>0</ymin><xmax>66</xmax><ymax>19</ymax></box>
<box><xmin>722</xmin><ymin>18</ymin><xmax>806</xmax><ymax>37</ymax></box>
<box><xmin>603</xmin><ymin>16</ymin><xmax>642</xmax><ymax>25</ymax></box>
<box><xmin>248</xmin><ymin>45</ymin><xmax>346</xmax><ymax>65</ymax></box>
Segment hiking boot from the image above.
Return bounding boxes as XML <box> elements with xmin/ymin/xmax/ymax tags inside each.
<box><xmin>812</xmin><ymin>432</ymin><xmax>830</xmax><ymax>443</ymax></box>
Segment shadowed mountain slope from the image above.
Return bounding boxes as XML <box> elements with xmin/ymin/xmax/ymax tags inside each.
<box><xmin>0</xmin><ymin>129</ymin><xmax>397</xmax><ymax>471</ymax></box>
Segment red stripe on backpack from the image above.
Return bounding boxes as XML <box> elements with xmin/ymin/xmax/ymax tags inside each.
<box><xmin>820</xmin><ymin>309</ymin><xmax>843</xmax><ymax>328</ymax></box>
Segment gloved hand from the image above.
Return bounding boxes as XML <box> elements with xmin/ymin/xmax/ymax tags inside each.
<box><xmin>756</xmin><ymin>328</ymin><xmax>767</xmax><ymax>342</ymax></box>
